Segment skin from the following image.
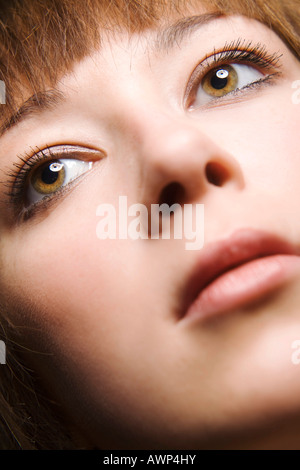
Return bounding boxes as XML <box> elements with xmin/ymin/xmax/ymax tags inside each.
<box><xmin>1</xmin><ymin>6</ymin><xmax>300</xmax><ymax>449</ymax></box>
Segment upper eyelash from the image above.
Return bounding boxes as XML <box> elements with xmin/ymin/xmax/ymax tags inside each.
<box><xmin>204</xmin><ymin>38</ymin><xmax>283</xmax><ymax>70</ymax></box>
<box><xmin>4</xmin><ymin>146</ymin><xmax>57</xmax><ymax>203</ymax></box>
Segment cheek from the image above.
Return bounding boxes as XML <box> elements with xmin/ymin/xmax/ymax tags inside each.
<box><xmin>1</xmin><ymin>189</ymin><xmax>127</xmax><ymax>343</ymax></box>
<box><xmin>208</xmin><ymin>85</ymin><xmax>300</xmax><ymax>196</ymax></box>
<box><xmin>0</xmin><ymin>210</ymin><xmax>197</xmax><ymax>446</ymax></box>
<box><xmin>246</xmin><ymin>91</ymin><xmax>300</xmax><ymax>204</ymax></box>
<box><xmin>0</xmin><ymin>195</ymin><xmax>170</xmax><ymax>369</ymax></box>
<box><xmin>0</xmin><ymin>206</ymin><xmax>153</xmax><ymax>403</ymax></box>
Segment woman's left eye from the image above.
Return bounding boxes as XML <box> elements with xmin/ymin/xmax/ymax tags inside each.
<box><xmin>191</xmin><ymin>63</ymin><xmax>265</xmax><ymax>107</ymax></box>
<box><xmin>26</xmin><ymin>158</ymin><xmax>93</xmax><ymax>206</ymax></box>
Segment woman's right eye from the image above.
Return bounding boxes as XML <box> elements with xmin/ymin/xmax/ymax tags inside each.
<box><xmin>26</xmin><ymin>158</ymin><xmax>93</xmax><ymax>206</ymax></box>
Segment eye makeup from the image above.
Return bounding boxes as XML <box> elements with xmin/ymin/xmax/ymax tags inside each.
<box><xmin>184</xmin><ymin>38</ymin><xmax>283</xmax><ymax>108</ymax></box>
<box><xmin>3</xmin><ymin>145</ymin><xmax>105</xmax><ymax>222</ymax></box>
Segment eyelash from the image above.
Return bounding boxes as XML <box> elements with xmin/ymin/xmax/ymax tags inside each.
<box><xmin>8</xmin><ymin>147</ymin><xmax>52</xmax><ymax>194</ymax></box>
<box><xmin>5</xmin><ymin>146</ymin><xmax>96</xmax><ymax>222</ymax></box>
<box><xmin>185</xmin><ymin>38</ymin><xmax>283</xmax><ymax>107</ymax></box>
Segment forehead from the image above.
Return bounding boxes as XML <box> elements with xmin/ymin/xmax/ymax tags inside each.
<box><xmin>0</xmin><ymin>1</ymin><xmax>209</xmax><ymax>119</ymax></box>
<box><xmin>51</xmin><ymin>14</ymin><xmax>276</xmax><ymax>92</ymax></box>
<box><xmin>0</xmin><ymin>12</ymin><xmax>285</xmax><ymax>141</ymax></box>
<box><xmin>0</xmin><ymin>0</ymin><xmax>296</xmax><ymax>129</ymax></box>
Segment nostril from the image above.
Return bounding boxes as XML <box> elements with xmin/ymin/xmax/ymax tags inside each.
<box><xmin>205</xmin><ymin>161</ymin><xmax>230</xmax><ymax>187</ymax></box>
<box><xmin>158</xmin><ymin>182</ymin><xmax>186</xmax><ymax>207</ymax></box>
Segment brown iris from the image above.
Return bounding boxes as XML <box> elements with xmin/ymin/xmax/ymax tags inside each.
<box><xmin>202</xmin><ymin>65</ymin><xmax>238</xmax><ymax>97</ymax></box>
<box><xmin>31</xmin><ymin>160</ymin><xmax>66</xmax><ymax>195</ymax></box>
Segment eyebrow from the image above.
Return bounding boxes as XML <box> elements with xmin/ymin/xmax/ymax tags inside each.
<box><xmin>154</xmin><ymin>12</ymin><xmax>223</xmax><ymax>51</ymax></box>
<box><xmin>0</xmin><ymin>89</ymin><xmax>65</xmax><ymax>138</ymax></box>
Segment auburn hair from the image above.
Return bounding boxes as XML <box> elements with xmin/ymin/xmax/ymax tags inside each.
<box><xmin>0</xmin><ymin>0</ymin><xmax>299</xmax><ymax>450</ymax></box>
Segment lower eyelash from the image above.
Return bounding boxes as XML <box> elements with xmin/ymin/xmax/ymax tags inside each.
<box><xmin>15</xmin><ymin>178</ymin><xmax>77</xmax><ymax>223</ymax></box>
<box><xmin>3</xmin><ymin>146</ymin><xmax>89</xmax><ymax>223</ymax></box>
<box><xmin>4</xmin><ymin>147</ymin><xmax>53</xmax><ymax>202</ymax></box>
<box><xmin>196</xmin><ymin>73</ymin><xmax>280</xmax><ymax>110</ymax></box>
<box><xmin>4</xmin><ymin>146</ymin><xmax>102</xmax><ymax>219</ymax></box>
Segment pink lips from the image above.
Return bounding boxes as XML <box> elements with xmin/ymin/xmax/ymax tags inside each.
<box><xmin>182</xmin><ymin>229</ymin><xmax>300</xmax><ymax>323</ymax></box>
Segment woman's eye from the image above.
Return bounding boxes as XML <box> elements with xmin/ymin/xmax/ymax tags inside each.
<box><xmin>192</xmin><ymin>63</ymin><xmax>264</xmax><ymax>107</ymax></box>
<box><xmin>26</xmin><ymin>158</ymin><xmax>93</xmax><ymax>206</ymax></box>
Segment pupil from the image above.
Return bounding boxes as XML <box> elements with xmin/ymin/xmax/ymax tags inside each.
<box><xmin>41</xmin><ymin>163</ymin><xmax>60</xmax><ymax>185</ymax></box>
<box><xmin>211</xmin><ymin>69</ymin><xmax>228</xmax><ymax>90</ymax></box>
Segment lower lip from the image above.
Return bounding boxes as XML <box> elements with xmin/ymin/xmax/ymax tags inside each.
<box><xmin>184</xmin><ymin>255</ymin><xmax>300</xmax><ymax>323</ymax></box>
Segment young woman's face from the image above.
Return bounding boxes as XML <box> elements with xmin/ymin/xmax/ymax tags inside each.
<box><xmin>1</xmin><ymin>4</ymin><xmax>300</xmax><ymax>449</ymax></box>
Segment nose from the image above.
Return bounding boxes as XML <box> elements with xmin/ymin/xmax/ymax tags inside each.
<box><xmin>130</xmin><ymin>111</ymin><xmax>245</xmax><ymax>209</ymax></box>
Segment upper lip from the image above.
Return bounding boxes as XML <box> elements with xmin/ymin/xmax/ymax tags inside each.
<box><xmin>180</xmin><ymin>228</ymin><xmax>300</xmax><ymax>319</ymax></box>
